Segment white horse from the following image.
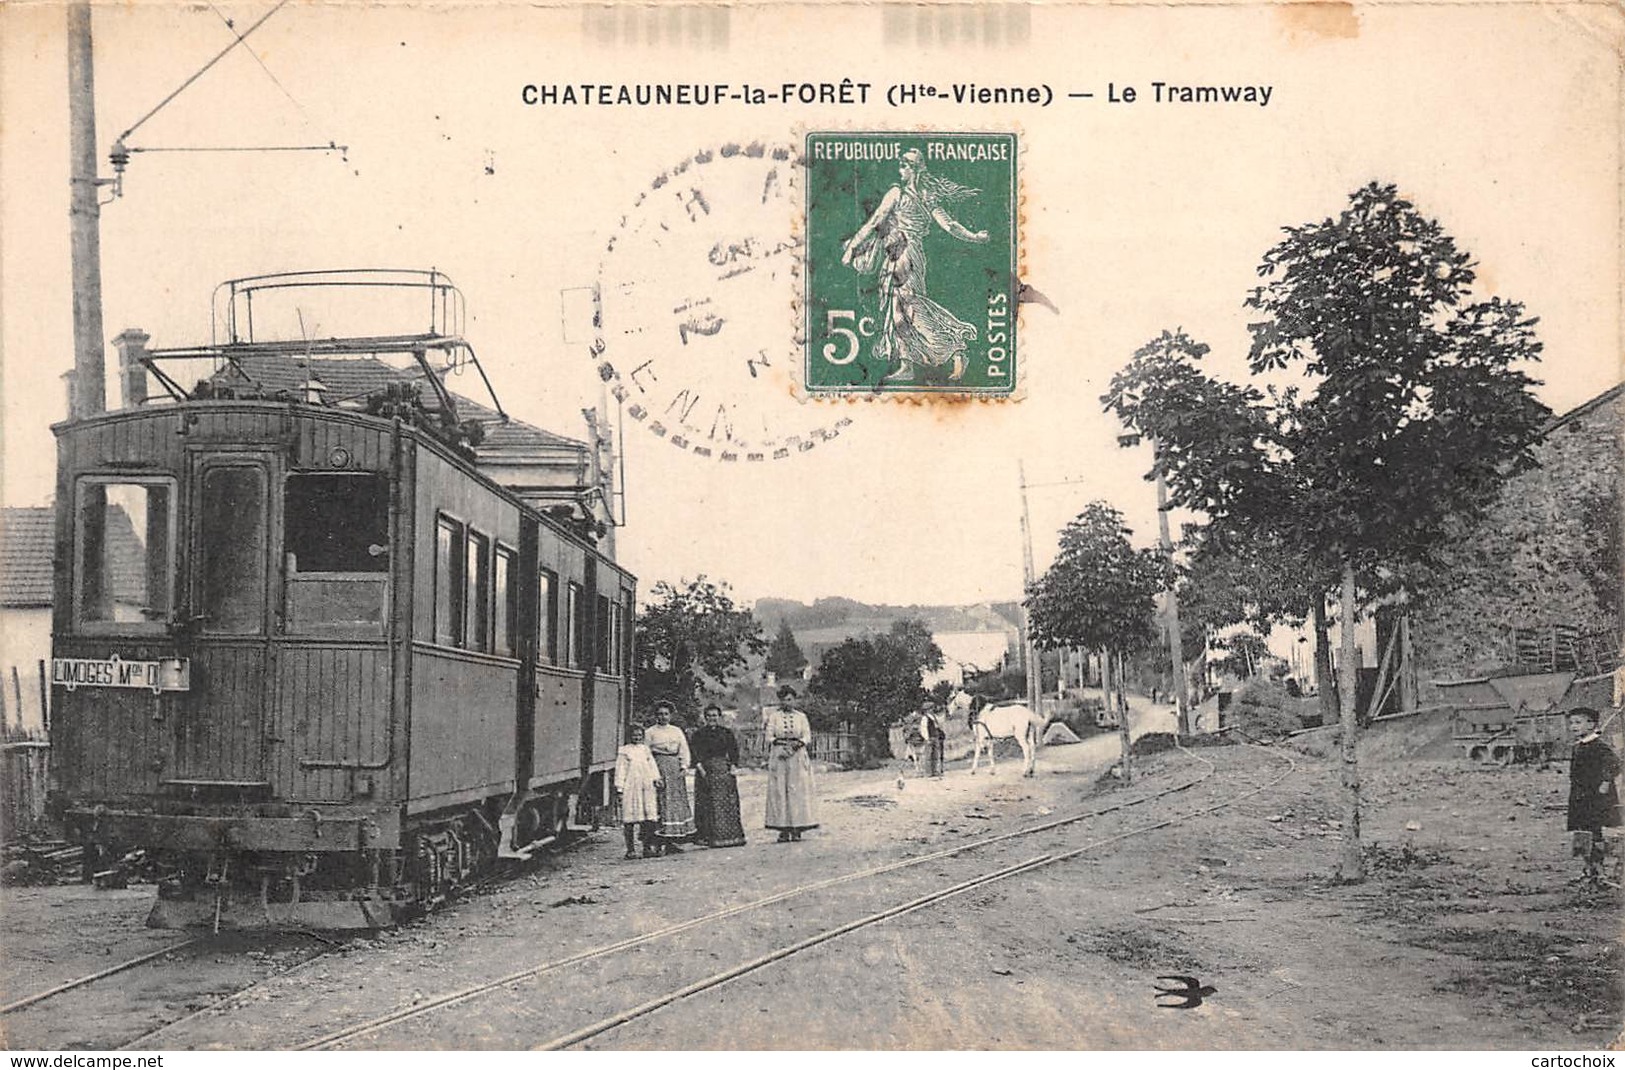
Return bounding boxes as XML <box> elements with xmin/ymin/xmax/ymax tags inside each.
<box><xmin>968</xmin><ymin>702</ymin><xmax>1050</xmax><ymax>777</ymax></box>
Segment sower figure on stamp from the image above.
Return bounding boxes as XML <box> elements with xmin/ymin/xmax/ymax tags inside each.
<box><xmin>840</xmin><ymin>148</ymin><xmax>989</xmax><ymax>383</ymax></box>
<box><xmin>1566</xmin><ymin>706</ymin><xmax>1621</xmax><ymax>886</ymax></box>
<box><xmin>615</xmin><ymin>724</ymin><xmax>662</xmax><ymax>860</ymax></box>
<box><xmin>764</xmin><ymin>685</ymin><xmax>819</xmax><ymax>842</ymax></box>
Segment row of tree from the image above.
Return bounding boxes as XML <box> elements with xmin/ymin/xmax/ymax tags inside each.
<box><xmin>631</xmin><ymin>577</ymin><xmax>947</xmax><ymax>763</ymax></box>
<box><xmin>1027</xmin><ymin>182</ymin><xmax>1549</xmax><ymax>882</ymax></box>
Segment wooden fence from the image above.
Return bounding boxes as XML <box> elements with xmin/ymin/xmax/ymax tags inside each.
<box><xmin>1</xmin><ymin>735</ymin><xmax>50</xmax><ymax>844</ymax></box>
<box><xmin>735</xmin><ymin>726</ymin><xmax>859</xmax><ymax>768</ymax></box>
<box><xmin>0</xmin><ymin>659</ymin><xmax>52</xmax><ymax>843</ymax></box>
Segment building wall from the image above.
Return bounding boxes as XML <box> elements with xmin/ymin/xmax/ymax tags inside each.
<box><xmin>0</xmin><ymin>607</ymin><xmax>52</xmax><ymax>733</ymax></box>
<box><xmin>1410</xmin><ymin>387</ymin><xmax>1623</xmax><ymax>697</ymax></box>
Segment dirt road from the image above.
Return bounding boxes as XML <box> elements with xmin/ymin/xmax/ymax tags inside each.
<box><xmin>3</xmin><ymin>698</ymin><xmax>1618</xmax><ymax>1050</ymax></box>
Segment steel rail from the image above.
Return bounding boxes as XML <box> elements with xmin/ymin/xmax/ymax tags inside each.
<box><xmin>118</xmin><ymin>942</ymin><xmax>335</xmax><ymax>1051</ymax></box>
<box><xmin>300</xmin><ymin>747</ymin><xmax>1225</xmax><ymax>1050</ymax></box>
<box><xmin>0</xmin><ymin>939</ymin><xmax>199</xmax><ymax>1016</ymax></box>
<box><xmin>539</xmin><ymin>853</ymin><xmax>1061</xmax><ymax>1052</ymax></box>
<box><xmin>537</xmin><ymin>741</ymin><xmax>1298</xmax><ymax>1050</ymax></box>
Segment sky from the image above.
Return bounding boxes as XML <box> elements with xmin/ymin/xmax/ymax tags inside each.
<box><xmin>2</xmin><ymin>0</ymin><xmax>1619</xmax><ymax>609</ymax></box>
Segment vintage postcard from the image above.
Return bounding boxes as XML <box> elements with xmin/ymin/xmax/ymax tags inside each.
<box><xmin>0</xmin><ymin>0</ymin><xmax>1620</xmax><ymax>1055</ymax></box>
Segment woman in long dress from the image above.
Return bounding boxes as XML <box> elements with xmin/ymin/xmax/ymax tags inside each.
<box><xmin>763</xmin><ymin>686</ymin><xmax>819</xmax><ymax>842</ymax></box>
<box><xmin>646</xmin><ymin>702</ymin><xmax>695</xmax><ymax>853</ymax></box>
<box><xmin>691</xmin><ymin>704</ymin><xmax>747</xmax><ymax>848</ymax></box>
<box><xmin>615</xmin><ymin>724</ymin><xmax>662</xmax><ymax>860</ymax></box>
<box><xmin>840</xmin><ymin>148</ymin><xmax>990</xmax><ymax>383</ymax></box>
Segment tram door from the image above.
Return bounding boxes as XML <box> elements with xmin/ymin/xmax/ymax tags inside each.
<box><xmin>171</xmin><ymin>452</ymin><xmax>275</xmax><ymax>787</ymax></box>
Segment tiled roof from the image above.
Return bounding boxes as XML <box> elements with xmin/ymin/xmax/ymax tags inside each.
<box><xmin>2</xmin><ymin>505</ymin><xmax>151</xmax><ymax>610</ymax></box>
<box><xmin>213</xmin><ymin>353</ymin><xmax>584</xmax><ymax>455</ymax></box>
<box><xmin>0</xmin><ymin>507</ymin><xmax>53</xmax><ymax>607</ymax></box>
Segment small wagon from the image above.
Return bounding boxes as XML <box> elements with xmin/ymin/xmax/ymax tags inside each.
<box><xmin>1438</xmin><ymin>670</ymin><xmax>1617</xmax><ymax>764</ymax></box>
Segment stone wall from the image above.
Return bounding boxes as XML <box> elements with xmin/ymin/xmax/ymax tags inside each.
<box><xmin>1410</xmin><ymin>385</ymin><xmax>1623</xmax><ymax>698</ymax></box>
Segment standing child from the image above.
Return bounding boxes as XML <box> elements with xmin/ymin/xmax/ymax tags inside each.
<box><xmin>616</xmin><ymin>724</ymin><xmax>663</xmax><ymax>859</ymax></box>
<box><xmin>1566</xmin><ymin>706</ymin><xmax>1621</xmax><ymax>886</ymax></box>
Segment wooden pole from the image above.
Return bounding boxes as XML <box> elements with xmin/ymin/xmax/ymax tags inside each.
<box><xmin>38</xmin><ymin>661</ymin><xmax>50</xmax><ymax>738</ymax></box>
<box><xmin>68</xmin><ymin>0</ymin><xmax>107</xmax><ymax>419</ymax></box>
<box><xmin>1336</xmin><ymin>561</ymin><xmax>1365</xmax><ymax>882</ymax></box>
<box><xmin>1399</xmin><ymin>616</ymin><xmax>1417</xmax><ymax>715</ymax></box>
<box><xmin>1115</xmin><ymin>651</ymin><xmax>1132</xmax><ymax>784</ymax></box>
<box><xmin>1017</xmin><ymin>461</ymin><xmax>1041</xmax><ymax>714</ymax></box>
<box><xmin>1313</xmin><ymin>596</ymin><xmax>1337</xmax><ymax>726</ymax></box>
<box><xmin>1151</xmin><ymin>437</ymin><xmax>1189</xmax><ymax>738</ymax></box>
<box><xmin>9</xmin><ymin>667</ymin><xmax>23</xmax><ymax>738</ymax></box>
<box><xmin>1365</xmin><ymin>622</ymin><xmax>1400</xmax><ymax>722</ymax></box>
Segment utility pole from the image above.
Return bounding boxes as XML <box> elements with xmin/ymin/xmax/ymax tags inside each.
<box><xmin>68</xmin><ymin>0</ymin><xmax>107</xmax><ymax>418</ymax></box>
<box><xmin>1116</xmin><ymin>651</ymin><xmax>1133</xmax><ymax>783</ymax></box>
<box><xmin>1017</xmin><ymin>460</ymin><xmax>1041</xmax><ymax>713</ymax></box>
<box><xmin>583</xmin><ymin>381</ymin><xmax>620</xmax><ymax>560</ymax></box>
<box><xmin>1151</xmin><ymin>437</ymin><xmax>1190</xmax><ymax>737</ymax></box>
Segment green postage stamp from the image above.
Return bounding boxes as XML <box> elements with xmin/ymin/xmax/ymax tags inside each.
<box><xmin>803</xmin><ymin>131</ymin><xmax>1018</xmax><ymax>395</ymax></box>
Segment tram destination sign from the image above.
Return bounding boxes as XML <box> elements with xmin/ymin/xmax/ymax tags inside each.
<box><xmin>52</xmin><ymin>655</ymin><xmax>191</xmax><ymax>693</ymax></box>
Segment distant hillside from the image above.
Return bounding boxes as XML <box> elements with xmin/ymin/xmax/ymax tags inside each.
<box><xmin>756</xmin><ymin>596</ymin><xmax>1021</xmax><ymax>634</ymax></box>
<box><xmin>752</xmin><ymin>596</ymin><xmax>1023</xmax><ymax>667</ymax></box>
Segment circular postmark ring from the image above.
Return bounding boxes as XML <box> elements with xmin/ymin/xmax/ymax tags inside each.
<box><xmin>593</xmin><ymin>141</ymin><xmax>852</xmax><ymax>462</ymax></box>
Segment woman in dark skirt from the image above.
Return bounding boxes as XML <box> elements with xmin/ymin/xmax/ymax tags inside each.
<box><xmin>691</xmin><ymin>704</ymin><xmax>747</xmax><ymax>848</ymax></box>
<box><xmin>1566</xmin><ymin>706</ymin><xmax>1621</xmax><ymax>884</ymax></box>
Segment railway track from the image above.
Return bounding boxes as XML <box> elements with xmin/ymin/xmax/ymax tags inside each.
<box><xmin>0</xmin><ymin>930</ymin><xmax>340</xmax><ymax>1052</ymax></box>
<box><xmin>287</xmin><ymin>740</ymin><xmax>1295</xmax><ymax>1051</ymax></box>
<box><xmin>1</xmin><ymin>833</ymin><xmax>597</xmax><ymax>1050</ymax></box>
<box><xmin>0</xmin><ymin>939</ymin><xmax>202</xmax><ymax>1016</ymax></box>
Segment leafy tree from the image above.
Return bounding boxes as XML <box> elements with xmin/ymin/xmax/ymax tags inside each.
<box><xmin>764</xmin><ymin>620</ymin><xmax>808</xmax><ymax>678</ymax></box>
<box><xmin>1028</xmin><ymin>503</ymin><xmax>1171</xmax><ymax>656</ymax></box>
<box><xmin>1175</xmin><ymin>525</ymin><xmax>1337</xmax><ymax>720</ymax></box>
<box><xmin>634</xmin><ymin>576</ymin><xmax>767</xmax><ymax>721</ymax></box>
<box><xmin>1027</xmin><ymin>502</ymin><xmax>1172</xmax><ymax>781</ymax></box>
<box><xmin>1104</xmin><ymin>184</ymin><xmax>1549</xmax><ymax>880</ymax></box>
<box><xmin>1210</xmin><ymin>630</ymin><xmax>1272</xmax><ymax>679</ymax></box>
<box><xmin>809</xmin><ymin>619</ymin><xmax>943</xmax><ymax>762</ymax></box>
<box><xmin>886</xmin><ymin>618</ymin><xmax>945</xmax><ymax>676</ymax></box>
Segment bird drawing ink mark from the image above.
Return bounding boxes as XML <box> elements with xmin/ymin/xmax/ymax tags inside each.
<box><xmin>1017</xmin><ymin>281</ymin><xmax>1060</xmax><ymax>315</ymax></box>
<box><xmin>1154</xmin><ymin>975</ymin><xmax>1216</xmax><ymax>1009</ymax></box>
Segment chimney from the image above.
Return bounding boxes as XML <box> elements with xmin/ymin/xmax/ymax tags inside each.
<box><xmin>61</xmin><ymin>369</ymin><xmax>78</xmax><ymax>420</ymax></box>
<box><xmin>113</xmin><ymin>328</ymin><xmax>150</xmax><ymax>407</ymax></box>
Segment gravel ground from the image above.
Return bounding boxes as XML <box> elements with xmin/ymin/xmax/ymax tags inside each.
<box><xmin>3</xmin><ymin>698</ymin><xmax>1618</xmax><ymax>1050</ymax></box>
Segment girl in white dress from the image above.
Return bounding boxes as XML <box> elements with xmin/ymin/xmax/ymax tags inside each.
<box><xmin>615</xmin><ymin>724</ymin><xmax>662</xmax><ymax>859</ymax></box>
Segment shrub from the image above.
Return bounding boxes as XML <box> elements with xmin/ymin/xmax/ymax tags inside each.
<box><xmin>1228</xmin><ymin>677</ymin><xmax>1301</xmax><ymax>739</ymax></box>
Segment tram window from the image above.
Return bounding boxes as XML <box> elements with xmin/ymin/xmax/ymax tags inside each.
<box><xmin>200</xmin><ymin>467</ymin><xmax>265</xmax><ymax>634</ymax></box>
<box><xmin>595</xmin><ymin>595</ymin><xmax>611</xmax><ymax>672</ymax></box>
<box><xmin>74</xmin><ymin>479</ymin><xmax>174</xmax><ymax>630</ymax></box>
<box><xmin>537</xmin><ymin>569</ymin><xmax>556</xmax><ymax>666</ymax></box>
<box><xmin>494</xmin><ymin>545</ymin><xmax>516</xmax><ymax>658</ymax></box>
<box><xmin>466</xmin><ymin>531</ymin><xmax>491</xmax><ymax>653</ymax></box>
<box><xmin>607</xmin><ymin>600</ymin><xmax>626</xmax><ymax>677</ymax></box>
<box><xmin>284</xmin><ymin>474</ymin><xmax>389</xmax><ymax>635</ymax></box>
<box><xmin>285</xmin><ymin>474</ymin><xmax>388</xmax><ymax>573</ymax></box>
<box><xmin>618</xmin><ymin>599</ymin><xmax>632</xmax><ymax>676</ymax></box>
<box><xmin>434</xmin><ymin>516</ymin><xmax>465</xmax><ymax>646</ymax></box>
<box><xmin>565</xmin><ymin>583</ymin><xmax>583</xmax><ymax>669</ymax></box>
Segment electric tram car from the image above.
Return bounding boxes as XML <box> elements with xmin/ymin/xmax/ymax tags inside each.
<box><xmin>47</xmin><ymin>270</ymin><xmax>633</xmax><ymax>929</ymax></box>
